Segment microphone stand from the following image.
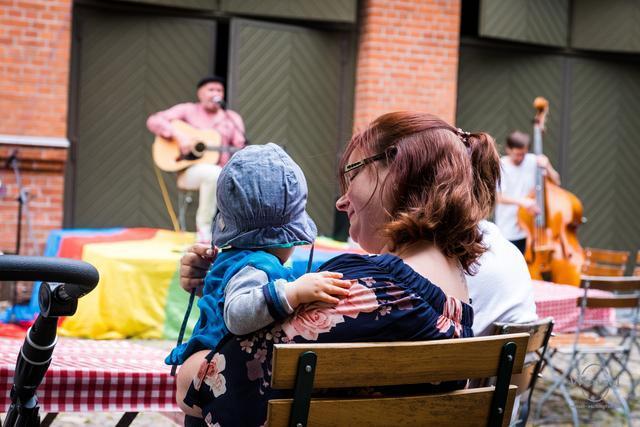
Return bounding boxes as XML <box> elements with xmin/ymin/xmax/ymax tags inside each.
<box><xmin>6</xmin><ymin>150</ymin><xmax>30</xmax><ymax>255</ymax></box>
<box><xmin>216</xmin><ymin>99</ymin><xmax>250</xmax><ymax>146</ymax></box>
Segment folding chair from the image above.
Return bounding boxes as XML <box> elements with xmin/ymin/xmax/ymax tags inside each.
<box><xmin>534</xmin><ymin>276</ymin><xmax>640</xmax><ymax>426</ymax></box>
<box><xmin>492</xmin><ymin>318</ymin><xmax>554</xmax><ymax>427</ymax></box>
<box><xmin>267</xmin><ymin>334</ymin><xmax>529</xmax><ymax>427</ymax></box>
<box><xmin>582</xmin><ymin>248</ymin><xmax>630</xmax><ymax>277</ymax></box>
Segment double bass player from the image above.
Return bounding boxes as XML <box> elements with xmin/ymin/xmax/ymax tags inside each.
<box><xmin>495</xmin><ymin>130</ymin><xmax>561</xmax><ymax>254</ymax></box>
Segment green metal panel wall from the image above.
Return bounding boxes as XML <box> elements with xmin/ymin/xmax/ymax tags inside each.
<box><xmin>568</xmin><ymin>58</ymin><xmax>640</xmax><ymax>254</ymax></box>
<box><xmin>479</xmin><ymin>0</ymin><xmax>568</xmax><ymax>47</ymax></box>
<box><xmin>72</xmin><ymin>8</ymin><xmax>215</xmax><ymax>228</ymax></box>
<box><xmin>109</xmin><ymin>0</ymin><xmax>214</xmax><ymax>11</ymax></box>
<box><xmin>456</xmin><ymin>46</ymin><xmax>563</xmax><ymax>165</ymax></box>
<box><xmin>458</xmin><ymin>44</ymin><xmax>640</xmax><ymax>255</ymax></box>
<box><xmin>228</xmin><ymin>19</ymin><xmax>352</xmax><ymax>236</ymax></box>
<box><xmin>221</xmin><ymin>0</ymin><xmax>357</xmax><ymax>23</ymax></box>
<box><xmin>571</xmin><ymin>0</ymin><xmax>640</xmax><ymax>53</ymax></box>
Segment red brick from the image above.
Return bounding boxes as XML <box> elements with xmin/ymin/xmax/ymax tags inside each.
<box><xmin>354</xmin><ymin>0</ymin><xmax>461</xmax><ymax>128</ymax></box>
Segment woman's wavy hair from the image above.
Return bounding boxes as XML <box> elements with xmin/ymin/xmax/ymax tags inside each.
<box><xmin>339</xmin><ymin>111</ymin><xmax>500</xmax><ymax>273</ymax></box>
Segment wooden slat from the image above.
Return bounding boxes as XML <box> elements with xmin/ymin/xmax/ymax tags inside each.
<box><xmin>494</xmin><ymin>317</ymin><xmax>554</xmax><ymax>353</ymax></box>
<box><xmin>271</xmin><ymin>334</ymin><xmax>528</xmax><ymax>389</ymax></box>
<box><xmin>267</xmin><ymin>386</ymin><xmax>517</xmax><ymax>427</ymax></box>
<box><xmin>584</xmin><ymin>247</ymin><xmax>630</xmax><ymax>266</ymax></box>
<box><xmin>581</xmin><ymin>276</ymin><xmax>640</xmax><ymax>292</ymax></box>
<box><xmin>582</xmin><ymin>263</ymin><xmax>626</xmax><ymax>277</ymax></box>
<box><xmin>578</xmin><ymin>295</ymin><xmax>640</xmax><ymax>309</ymax></box>
<box><xmin>512</xmin><ymin>363</ymin><xmax>537</xmax><ymax>395</ymax></box>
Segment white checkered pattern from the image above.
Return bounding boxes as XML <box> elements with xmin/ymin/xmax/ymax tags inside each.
<box><xmin>533</xmin><ymin>280</ymin><xmax>616</xmax><ymax>332</ymax></box>
<box><xmin>0</xmin><ymin>338</ymin><xmax>179</xmax><ymax>412</ymax></box>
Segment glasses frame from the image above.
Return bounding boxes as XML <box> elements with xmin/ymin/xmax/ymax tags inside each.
<box><xmin>342</xmin><ymin>146</ymin><xmax>397</xmax><ymax>182</ymax></box>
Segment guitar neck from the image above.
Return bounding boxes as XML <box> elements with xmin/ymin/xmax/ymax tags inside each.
<box><xmin>204</xmin><ymin>145</ymin><xmax>241</xmax><ymax>153</ymax></box>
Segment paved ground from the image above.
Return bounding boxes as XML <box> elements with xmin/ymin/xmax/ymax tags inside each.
<box><xmin>4</xmin><ymin>337</ymin><xmax>638</xmax><ymax>426</ymax></box>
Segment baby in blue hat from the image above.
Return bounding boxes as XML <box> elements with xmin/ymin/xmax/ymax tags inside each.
<box><xmin>167</xmin><ymin>143</ymin><xmax>351</xmax><ymax>365</ymax></box>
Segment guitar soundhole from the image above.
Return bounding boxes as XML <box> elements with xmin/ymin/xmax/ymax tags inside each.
<box><xmin>193</xmin><ymin>142</ymin><xmax>206</xmax><ymax>156</ymax></box>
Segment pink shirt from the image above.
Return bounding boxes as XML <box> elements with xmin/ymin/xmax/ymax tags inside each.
<box><xmin>146</xmin><ymin>102</ymin><xmax>246</xmax><ymax>166</ymax></box>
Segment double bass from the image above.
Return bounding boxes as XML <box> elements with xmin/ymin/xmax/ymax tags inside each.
<box><xmin>517</xmin><ymin>97</ymin><xmax>585</xmax><ymax>286</ymax></box>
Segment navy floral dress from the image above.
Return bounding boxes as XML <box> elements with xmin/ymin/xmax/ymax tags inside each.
<box><xmin>185</xmin><ymin>253</ymin><xmax>474</xmax><ymax>427</ymax></box>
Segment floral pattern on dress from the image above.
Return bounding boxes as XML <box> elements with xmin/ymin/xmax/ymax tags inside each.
<box><xmin>200</xmin><ymin>353</ymin><xmax>227</xmax><ymax>398</ymax></box>
<box><xmin>435</xmin><ymin>295</ymin><xmax>464</xmax><ymax>337</ymax></box>
<box><xmin>282</xmin><ymin>282</ymin><xmax>378</xmax><ymax>340</ymax></box>
<box><xmin>192</xmin><ymin>253</ymin><xmax>474</xmax><ymax>427</ymax></box>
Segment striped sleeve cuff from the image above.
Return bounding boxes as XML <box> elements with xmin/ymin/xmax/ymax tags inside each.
<box><xmin>262</xmin><ymin>280</ymin><xmax>290</xmax><ymax>321</ymax></box>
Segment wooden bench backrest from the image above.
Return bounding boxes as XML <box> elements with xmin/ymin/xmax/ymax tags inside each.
<box><xmin>582</xmin><ymin>263</ymin><xmax>626</xmax><ymax>277</ymax></box>
<box><xmin>267</xmin><ymin>333</ymin><xmax>528</xmax><ymax>427</ymax></box>
<box><xmin>584</xmin><ymin>247</ymin><xmax>630</xmax><ymax>267</ymax></box>
<box><xmin>579</xmin><ymin>276</ymin><xmax>640</xmax><ymax>309</ymax></box>
<box><xmin>493</xmin><ymin>318</ymin><xmax>554</xmax><ymax>395</ymax></box>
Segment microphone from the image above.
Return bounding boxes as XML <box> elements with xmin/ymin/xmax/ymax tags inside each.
<box><xmin>212</xmin><ymin>95</ymin><xmax>226</xmax><ymax>110</ymax></box>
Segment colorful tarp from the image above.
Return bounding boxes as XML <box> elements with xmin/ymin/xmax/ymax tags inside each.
<box><xmin>0</xmin><ymin>228</ymin><xmax>157</xmax><ymax>325</ymax></box>
<box><xmin>1</xmin><ymin>228</ymin><xmax>361</xmax><ymax>340</ymax></box>
<box><xmin>59</xmin><ymin>230</ymin><xmax>197</xmax><ymax>339</ymax></box>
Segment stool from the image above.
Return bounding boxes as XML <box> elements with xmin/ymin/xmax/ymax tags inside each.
<box><xmin>178</xmin><ymin>190</ymin><xmax>195</xmax><ymax>232</ymax></box>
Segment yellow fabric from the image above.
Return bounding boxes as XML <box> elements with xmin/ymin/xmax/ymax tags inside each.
<box><xmin>59</xmin><ymin>231</ymin><xmax>195</xmax><ymax>339</ymax></box>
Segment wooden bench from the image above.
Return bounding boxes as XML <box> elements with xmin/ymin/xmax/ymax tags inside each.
<box><xmin>266</xmin><ymin>333</ymin><xmax>529</xmax><ymax>427</ymax></box>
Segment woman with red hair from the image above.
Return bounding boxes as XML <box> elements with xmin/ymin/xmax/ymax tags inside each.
<box><xmin>177</xmin><ymin>111</ymin><xmax>501</xmax><ymax>426</ymax></box>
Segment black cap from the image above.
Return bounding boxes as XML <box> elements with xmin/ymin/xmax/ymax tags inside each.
<box><xmin>197</xmin><ymin>75</ymin><xmax>226</xmax><ymax>89</ymax></box>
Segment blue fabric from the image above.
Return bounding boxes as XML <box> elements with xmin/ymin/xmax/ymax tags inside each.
<box><xmin>262</xmin><ymin>281</ymin><xmax>288</xmax><ymax>321</ymax></box>
<box><xmin>212</xmin><ymin>143</ymin><xmax>317</xmax><ymax>249</ymax></box>
<box><xmin>165</xmin><ymin>249</ymin><xmax>296</xmax><ymax>365</ymax></box>
<box><xmin>188</xmin><ymin>253</ymin><xmax>474</xmax><ymax>426</ymax></box>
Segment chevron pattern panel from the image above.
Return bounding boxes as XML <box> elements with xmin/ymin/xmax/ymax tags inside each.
<box><xmin>572</xmin><ymin>0</ymin><xmax>640</xmax><ymax>53</ymax></box>
<box><xmin>457</xmin><ymin>46</ymin><xmax>563</xmax><ymax>167</ymax></box>
<box><xmin>221</xmin><ymin>0</ymin><xmax>356</xmax><ymax>23</ymax></box>
<box><xmin>110</xmin><ymin>0</ymin><xmax>214</xmax><ymax>11</ymax></box>
<box><xmin>569</xmin><ymin>58</ymin><xmax>640</xmax><ymax>255</ymax></box>
<box><xmin>73</xmin><ymin>8</ymin><xmax>215</xmax><ymax>229</ymax></box>
<box><xmin>229</xmin><ymin>19</ymin><xmax>348</xmax><ymax>236</ymax></box>
<box><xmin>615</xmin><ymin>64</ymin><xmax>640</xmax><ymax>260</ymax></box>
<box><xmin>567</xmin><ymin>59</ymin><xmax>619</xmax><ymax>250</ymax></box>
<box><xmin>480</xmin><ymin>0</ymin><xmax>568</xmax><ymax>47</ymax></box>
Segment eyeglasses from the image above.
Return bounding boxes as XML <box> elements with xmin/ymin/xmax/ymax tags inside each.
<box><xmin>342</xmin><ymin>146</ymin><xmax>396</xmax><ymax>184</ymax></box>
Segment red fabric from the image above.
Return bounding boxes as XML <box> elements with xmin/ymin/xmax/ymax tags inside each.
<box><xmin>533</xmin><ymin>280</ymin><xmax>616</xmax><ymax>333</ymax></box>
<box><xmin>0</xmin><ymin>338</ymin><xmax>178</xmax><ymax>412</ymax></box>
<box><xmin>58</xmin><ymin>228</ymin><xmax>158</xmax><ymax>260</ymax></box>
<box><xmin>0</xmin><ymin>323</ymin><xmax>29</xmax><ymax>339</ymax></box>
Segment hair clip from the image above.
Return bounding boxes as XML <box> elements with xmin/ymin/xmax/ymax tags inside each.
<box><xmin>456</xmin><ymin>128</ymin><xmax>471</xmax><ymax>145</ymax></box>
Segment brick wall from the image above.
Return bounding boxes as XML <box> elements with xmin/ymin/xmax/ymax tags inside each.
<box><xmin>0</xmin><ymin>0</ymin><xmax>72</xmax><ymax>255</ymax></box>
<box><xmin>353</xmin><ymin>0</ymin><xmax>461</xmax><ymax>131</ymax></box>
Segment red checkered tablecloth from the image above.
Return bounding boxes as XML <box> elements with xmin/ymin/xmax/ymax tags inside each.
<box><xmin>533</xmin><ymin>280</ymin><xmax>616</xmax><ymax>333</ymax></box>
<box><xmin>0</xmin><ymin>338</ymin><xmax>179</xmax><ymax>413</ymax></box>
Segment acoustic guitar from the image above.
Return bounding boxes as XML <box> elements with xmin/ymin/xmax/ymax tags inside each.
<box><xmin>152</xmin><ymin>120</ymin><xmax>239</xmax><ymax>172</ymax></box>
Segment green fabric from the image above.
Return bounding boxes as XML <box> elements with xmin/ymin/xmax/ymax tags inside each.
<box><xmin>163</xmin><ymin>268</ymin><xmax>201</xmax><ymax>340</ymax></box>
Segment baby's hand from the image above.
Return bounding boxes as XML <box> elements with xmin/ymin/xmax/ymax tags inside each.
<box><xmin>286</xmin><ymin>271</ymin><xmax>353</xmax><ymax>308</ymax></box>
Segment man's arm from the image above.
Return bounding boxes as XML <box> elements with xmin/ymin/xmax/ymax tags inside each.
<box><xmin>538</xmin><ymin>155</ymin><xmax>561</xmax><ymax>185</ymax></box>
<box><xmin>146</xmin><ymin>103</ymin><xmax>191</xmax><ymax>139</ymax></box>
<box><xmin>227</xmin><ymin>110</ymin><xmax>246</xmax><ymax>148</ymax></box>
<box><xmin>496</xmin><ymin>193</ymin><xmax>539</xmax><ymax>214</ymax></box>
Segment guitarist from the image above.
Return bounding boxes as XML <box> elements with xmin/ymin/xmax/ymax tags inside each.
<box><xmin>494</xmin><ymin>130</ymin><xmax>560</xmax><ymax>254</ymax></box>
<box><xmin>147</xmin><ymin>76</ymin><xmax>246</xmax><ymax>243</ymax></box>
